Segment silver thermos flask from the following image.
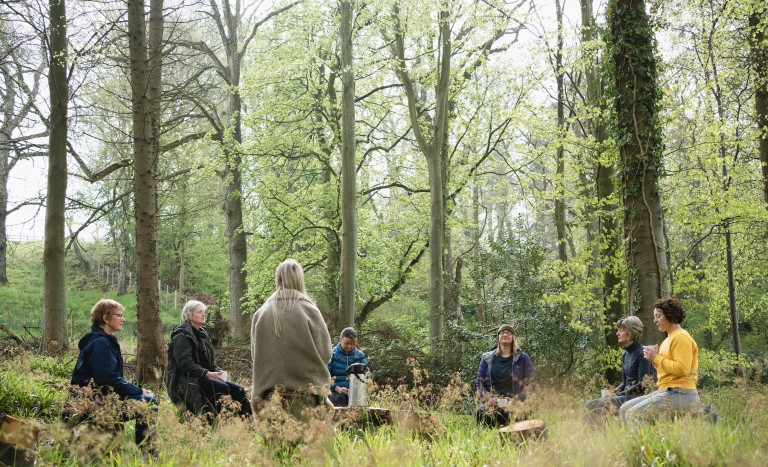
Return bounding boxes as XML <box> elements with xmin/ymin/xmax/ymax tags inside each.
<box><xmin>346</xmin><ymin>363</ymin><xmax>369</xmax><ymax>407</ymax></box>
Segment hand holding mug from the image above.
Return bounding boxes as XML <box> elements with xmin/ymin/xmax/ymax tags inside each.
<box><xmin>643</xmin><ymin>344</ymin><xmax>659</xmax><ymax>362</ymax></box>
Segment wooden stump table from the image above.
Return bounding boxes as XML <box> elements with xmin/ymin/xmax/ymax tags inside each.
<box><xmin>499</xmin><ymin>419</ymin><xmax>546</xmax><ymax>444</ymax></box>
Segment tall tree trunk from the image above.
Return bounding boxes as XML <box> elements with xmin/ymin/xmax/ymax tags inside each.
<box><xmin>339</xmin><ymin>0</ymin><xmax>357</xmax><ymax>328</ymax></box>
<box><xmin>749</xmin><ymin>9</ymin><xmax>768</xmax><ymax>205</ymax></box>
<box><xmin>42</xmin><ymin>0</ymin><xmax>69</xmax><ymax>352</ymax></box>
<box><xmin>471</xmin><ymin>182</ymin><xmax>485</xmax><ymax>321</ymax></box>
<box><xmin>608</xmin><ymin>0</ymin><xmax>669</xmax><ymax>343</ymax></box>
<box><xmin>128</xmin><ymin>0</ymin><xmax>165</xmax><ymax>383</ymax></box>
<box><xmin>580</xmin><ymin>0</ymin><xmax>623</xmax><ymax>345</ymax></box>
<box><xmin>216</xmin><ymin>2</ymin><xmax>248</xmax><ymax>341</ymax></box>
<box><xmin>387</xmin><ymin>3</ymin><xmax>450</xmax><ymax>348</ymax></box>
<box><xmin>554</xmin><ymin>0</ymin><xmax>568</xmax><ymax>265</ymax></box>
<box><xmin>0</xmin><ymin>148</ymin><xmax>8</xmax><ymax>284</ymax></box>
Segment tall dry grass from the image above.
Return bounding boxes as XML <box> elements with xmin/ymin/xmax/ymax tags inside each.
<box><xmin>4</xmin><ymin>349</ymin><xmax>767</xmax><ymax>466</ymax></box>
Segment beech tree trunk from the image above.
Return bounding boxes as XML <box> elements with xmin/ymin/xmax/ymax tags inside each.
<box><xmin>387</xmin><ymin>4</ymin><xmax>451</xmax><ymax>348</ymax></box>
<box><xmin>128</xmin><ymin>0</ymin><xmax>166</xmax><ymax>383</ymax></box>
<box><xmin>41</xmin><ymin>0</ymin><xmax>69</xmax><ymax>352</ymax></box>
<box><xmin>608</xmin><ymin>0</ymin><xmax>669</xmax><ymax>343</ymax></box>
<box><xmin>339</xmin><ymin>0</ymin><xmax>357</xmax><ymax>328</ymax></box>
<box><xmin>0</xmin><ymin>138</ymin><xmax>9</xmax><ymax>285</ymax></box>
<box><xmin>749</xmin><ymin>9</ymin><xmax>768</xmax><ymax>205</ymax></box>
<box><xmin>580</xmin><ymin>0</ymin><xmax>623</xmax><ymax>347</ymax></box>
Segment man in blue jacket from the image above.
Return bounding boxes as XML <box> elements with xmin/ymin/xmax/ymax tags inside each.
<box><xmin>71</xmin><ymin>299</ymin><xmax>156</xmax><ymax>447</ymax></box>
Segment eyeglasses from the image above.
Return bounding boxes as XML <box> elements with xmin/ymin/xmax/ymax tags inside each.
<box><xmin>498</xmin><ymin>330</ymin><xmax>513</xmax><ymax>336</ymax></box>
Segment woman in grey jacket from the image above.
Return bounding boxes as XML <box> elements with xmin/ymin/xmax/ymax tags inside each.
<box><xmin>251</xmin><ymin>259</ymin><xmax>333</xmax><ymax>419</ymax></box>
<box><xmin>165</xmin><ymin>300</ymin><xmax>251</xmax><ymax>416</ymax></box>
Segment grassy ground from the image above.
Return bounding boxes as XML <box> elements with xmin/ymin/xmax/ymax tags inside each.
<box><xmin>1</xmin><ymin>347</ymin><xmax>766</xmax><ymax>466</ymax></box>
<box><xmin>1</xmin><ymin>241</ymin><xmax>186</xmax><ymax>352</ymax></box>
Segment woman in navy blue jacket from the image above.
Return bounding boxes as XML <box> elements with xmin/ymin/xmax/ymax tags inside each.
<box><xmin>70</xmin><ymin>299</ymin><xmax>156</xmax><ymax>447</ymax></box>
<box><xmin>475</xmin><ymin>324</ymin><xmax>534</xmax><ymax>426</ymax></box>
<box><xmin>327</xmin><ymin>327</ymin><xmax>368</xmax><ymax>407</ymax></box>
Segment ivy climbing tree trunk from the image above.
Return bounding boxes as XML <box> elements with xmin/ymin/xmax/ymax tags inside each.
<box><xmin>128</xmin><ymin>0</ymin><xmax>166</xmax><ymax>384</ymax></box>
<box><xmin>607</xmin><ymin>0</ymin><xmax>669</xmax><ymax>343</ymax></box>
<box><xmin>339</xmin><ymin>0</ymin><xmax>357</xmax><ymax>328</ymax></box>
<box><xmin>42</xmin><ymin>0</ymin><xmax>69</xmax><ymax>352</ymax></box>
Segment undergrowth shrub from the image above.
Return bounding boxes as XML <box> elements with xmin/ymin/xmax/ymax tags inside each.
<box><xmin>0</xmin><ymin>365</ymin><xmax>65</xmax><ymax>419</ymax></box>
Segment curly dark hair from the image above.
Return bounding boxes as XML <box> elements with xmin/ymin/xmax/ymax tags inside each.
<box><xmin>654</xmin><ymin>298</ymin><xmax>685</xmax><ymax>324</ymax></box>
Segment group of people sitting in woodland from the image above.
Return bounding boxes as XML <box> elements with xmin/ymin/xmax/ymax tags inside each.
<box><xmin>69</xmin><ymin>258</ymin><xmax>702</xmax><ymax>451</ymax></box>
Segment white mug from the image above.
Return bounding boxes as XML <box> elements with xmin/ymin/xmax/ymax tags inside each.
<box><xmin>220</xmin><ymin>371</ymin><xmax>229</xmax><ymax>382</ymax></box>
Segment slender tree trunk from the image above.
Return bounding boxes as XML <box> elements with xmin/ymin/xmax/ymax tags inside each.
<box><xmin>427</xmin><ymin>154</ymin><xmax>445</xmax><ymax>344</ymax></box>
<box><xmin>0</xmin><ymin>147</ymin><xmax>8</xmax><ymax>284</ymax></box>
<box><xmin>554</xmin><ymin>0</ymin><xmax>568</xmax><ymax>265</ymax></box>
<box><xmin>580</xmin><ymin>0</ymin><xmax>623</xmax><ymax>343</ymax></box>
<box><xmin>608</xmin><ymin>0</ymin><xmax>669</xmax><ymax>343</ymax></box>
<box><xmin>723</xmin><ymin>220</ymin><xmax>741</xmax><ymax>354</ymax></box>
<box><xmin>749</xmin><ymin>10</ymin><xmax>768</xmax><ymax>205</ymax></box>
<box><xmin>471</xmin><ymin>182</ymin><xmax>485</xmax><ymax>321</ymax></box>
<box><xmin>218</xmin><ymin>5</ymin><xmax>249</xmax><ymax>341</ymax></box>
<box><xmin>42</xmin><ymin>0</ymin><xmax>69</xmax><ymax>352</ymax></box>
<box><xmin>387</xmin><ymin>3</ymin><xmax>451</xmax><ymax>348</ymax></box>
<box><xmin>128</xmin><ymin>0</ymin><xmax>165</xmax><ymax>383</ymax></box>
<box><xmin>339</xmin><ymin>0</ymin><xmax>357</xmax><ymax>328</ymax></box>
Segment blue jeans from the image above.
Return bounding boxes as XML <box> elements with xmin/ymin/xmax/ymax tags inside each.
<box><xmin>585</xmin><ymin>394</ymin><xmax>632</xmax><ymax>413</ymax></box>
<box><xmin>619</xmin><ymin>388</ymin><xmax>700</xmax><ymax>427</ymax></box>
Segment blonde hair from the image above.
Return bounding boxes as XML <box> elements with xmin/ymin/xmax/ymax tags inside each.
<box><xmin>90</xmin><ymin>299</ymin><xmax>124</xmax><ymax>325</ymax></box>
<box><xmin>270</xmin><ymin>259</ymin><xmax>308</xmax><ymax>337</ymax></box>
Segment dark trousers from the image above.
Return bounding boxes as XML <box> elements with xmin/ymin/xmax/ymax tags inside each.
<box><xmin>199</xmin><ymin>378</ymin><xmax>253</xmax><ymax>416</ymax></box>
<box><xmin>329</xmin><ymin>392</ymin><xmax>349</xmax><ymax>407</ymax></box>
<box><xmin>475</xmin><ymin>407</ymin><xmax>512</xmax><ymax>427</ymax></box>
<box><xmin>123</xmin><ymin>394</ymin><xmax>157</xmax><ymax>446</ymax></box>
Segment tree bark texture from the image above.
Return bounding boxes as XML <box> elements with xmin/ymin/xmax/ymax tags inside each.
<box><xmin>608</xmin><ymin>0</ymin><xmax>669</xmax><ymax>343</ymax></box>
<box><xmin>214</xmin><ymin>1</ymin><xmax>249</xmax><ymax>340</ymax></box>
<box><xmin>554</xmin><ymin>0</ymin><xmax>568</xmax><ymax>266</ymax></box>
<box><xmin>128</xmin><ymin>0</ymin><xmax>166</xmax><ymax>383</ymax></box>
<box><xmin>580</xmin><ymin>0</ymin><xmax>623</xmax><ymax>346</ymax></box>
<box><xmin>339</xmin><ymin>0</ymin><xmax>357</xmax><ymax>328</ymax></box>
<box><xmin>748</xmin><ymin>9</ymin><xmax>768</xmax><ymax>205</ymax></box>
<box><xmin>0</xmin><ymin>135</ymin><xmax>9</xmax><ymax>285</ymax></box>
<box><xmin>387</xmin><ymin>4</ymin><xmax>451</xmax><ymax>348</ymax></box>
<box><xmin>42</xmin><ymin>0</ymin><xmax>69</xmax><ymax>351</ymax></box>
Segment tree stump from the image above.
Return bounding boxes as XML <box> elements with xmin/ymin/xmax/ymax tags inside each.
<box><xmin>0</xmin><ymin>415</ymin><xmax>40</xmax><ymax>467</ymax></box>
<box><xmin>499</xmin><ymin>419</ymin><xmax>546</xmax><ymax>444</ymax></box>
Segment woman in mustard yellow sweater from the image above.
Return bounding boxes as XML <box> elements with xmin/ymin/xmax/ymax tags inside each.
<box><xmin>619</xmin><ymin>299</ymin><xmax>700</xmax><ymax>427</ymax></box>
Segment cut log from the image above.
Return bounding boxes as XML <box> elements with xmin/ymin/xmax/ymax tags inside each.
<box><xmin>0</xmin><ymin>415</ymin><xmax>40</xmax><ymax>451</ymax></box>
<box><xmin>499</xmin><ymin>419</ymin><xmax>546</xmax><ymax>443</ymax></box>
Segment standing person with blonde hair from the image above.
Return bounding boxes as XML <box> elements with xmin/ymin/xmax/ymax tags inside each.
<box><xmin>70</xmin><ymin>299</ymin><xmax>156</xmax><ymax>448</ymax></box>
<box><xmin>251</xmin><ymin>259</ymin><xmax>332</xmax><ymax>418</ymax></box>
<box><xmin>585</xmin><ymin>316</ymin><xmax>655</xmax><ymax>420</ymax></box>
<box><xmin>165</xmin><ymin>300</ymin><xmax>251</xmax><ymax>416</ymax></box>
<box><xmin>475</xmin><ymin>324</ymin><xmax>534</xmax><ymax>426</ymax></box>
<box><xmin>620</xmin><ymin>299</ymin><xmax>700</xmax><ymax>427</ymax></box>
